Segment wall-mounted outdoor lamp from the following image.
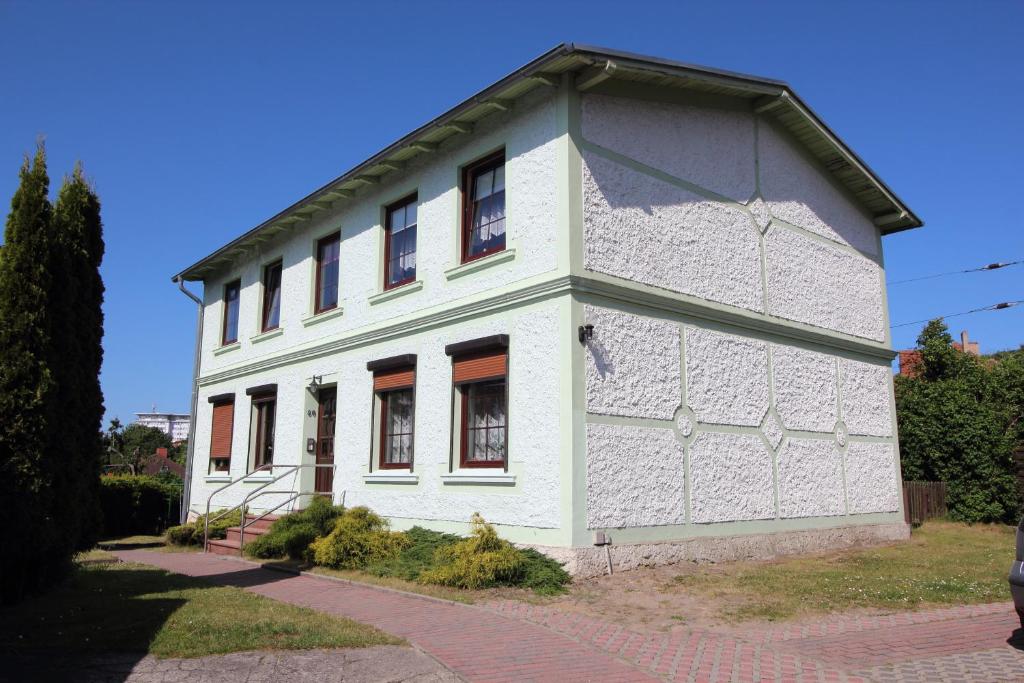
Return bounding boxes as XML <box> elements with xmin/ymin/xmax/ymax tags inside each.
<box><xmin>578</xmin><ymin>324</ymin><xmax>594</xmax><ymax>344</ymax></box>
<box><xmin>307</xmin><ymin>375</ymin><xmax>323</xmax><ymax>393</ymax></box>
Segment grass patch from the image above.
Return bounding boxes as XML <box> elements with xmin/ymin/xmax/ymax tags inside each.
<box><xmin>669</xmin><ymin>521</ymin><xmax>1015</xmax><ymax>622</ymax></box>
<box><xmin>0</xmin><ymin>557</ymin><xmax>400</xmax><ymax>658</ymax></box>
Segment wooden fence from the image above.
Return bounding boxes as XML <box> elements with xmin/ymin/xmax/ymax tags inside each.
<box><xmin>902</xmin><ymin>481</ymin><xmax>947</xmax><ymax>524</ymax></box>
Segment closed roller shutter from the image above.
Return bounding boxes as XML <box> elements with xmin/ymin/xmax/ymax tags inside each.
<box><xmin>210</xmin><ymin>400</ymin><xmax>234</xmax><ymax>459</ymax></box>
<box><xmin>452</xmin><ymin>351</ymin><xmax>507</xmax><ymax>384</ymax></box>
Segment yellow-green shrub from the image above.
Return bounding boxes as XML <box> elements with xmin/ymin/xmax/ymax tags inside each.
<box><xmin>310</xmin><ymin>507</ymin><xmax>408</xmax><ymax>569</ymax></box>
<box><xmin>418</xmin><ymin>513</ymin><xmax>524</xmax><ymax>589</ymax></box>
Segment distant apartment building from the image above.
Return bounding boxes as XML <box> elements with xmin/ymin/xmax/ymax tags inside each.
<box><xmin>898</xmin><ymin>330</ymin><xmax>980</xmax><ymax>377</ymax></box>
<box><xmin>135</xmin><ymin>408</ymin><xmax>191</xmax><ymax>442</ymax></box>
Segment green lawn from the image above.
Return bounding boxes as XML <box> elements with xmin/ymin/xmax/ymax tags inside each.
<box><xmin>0</xmin><ymin>552</ymin><xmax>401</xmax><ymax>658</ymax></box>
<box><xmin>669</xmin><ymin>521</ymin><xmax>1015</xmax><ymax>621</ymax></box>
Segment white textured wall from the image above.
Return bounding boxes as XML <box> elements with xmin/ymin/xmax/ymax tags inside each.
<box><xmin>583</xmin><ymin>304</ymin><xmax>901</xmax><ymax>531</ymax></box>
<box><xmin>190</xmin><ymin>303</ymin><xmax>563</xmax><ymax>530</ymax></box>
<box><xmin>685</xmin><ymin>327</ymin><xmax>768</xmax><ymax>427</ymax></box>
<box><xmin>585</xmin><ymin>423</ymin><xmax>685</xmax><ymax>528</ymax></box>
<box><xmin>765</xmin><ymin>227</ymin><xmax>885</xmax><ymax>342</ymax></box>
<box><xmin>584</xmin><ymin>305</ymin><xmax>681</xmax><ymax>420</ymax></box>
<box><xmin>582</xmin><ymin>152</ymin><xmax>764</xmax><ymax>313</ymax></box>
<box><xmin>771</xmin><ymin>345</ymin><xmax>838</xmax><ymax>432</ymax></box>
<box><xmin>845</xmin><ymin>442</ymin><xmax>900</xmax><ymax>514</ymax></box>
<box><xmin>199</xmin><ymin>88</ymin><xmax>558</xmax><ymax>376</ymax></box>
<box><xmin>580</xmin><ymin>93</ymin><xmax>888</xmax><ymax>343</ymax></box>
<box><xmin>581</xmin><ymin>93</ymin><xmax>756</xmax><ymax>202</ymax></box>
<box><xmin>689</xmin><ymin>432</ymin><xmax>775</xmax><ymax>523</ymax></box>
<box><xmin>777</xmin><ymin>438</ymin><xmax>845</xmax><ymax>518</ymax></box>
<box><xmin>758</xmin><ymin>121</ymin><xmax>880</xmax><ymax>257</ymax></box>
<box><xmin>839</xmin><ymin>358</ymin><xmax>894</xmax><ymax>437</ymax></box>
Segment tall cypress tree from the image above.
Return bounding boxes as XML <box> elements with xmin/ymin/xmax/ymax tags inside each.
<box><xmin>52</xmin><ymin>165</ymin><xmax>105</xmax><ymax>551</ymax></box>
<box><xmin>0</xmin><ymin>143</ymin><xmax>61</xmax><ymax>603</ymax></box>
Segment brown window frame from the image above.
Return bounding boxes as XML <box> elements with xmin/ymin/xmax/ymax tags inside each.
<box><xmin>221</xmin><ymin>279</ymin><xmax>241</xmax><ymax>345</ymax></box>
<box><xmin>314</xmin><ymin>232</ymin><xmax>341</xmax><ymax>314</ymax></box>
<box><xmin>250</xmin><ymin>392</ymin><xmax>277</xmax><ymax>471</ymax></box>
<box><xmin>378</xmin><ymin>387</ymin><xmax>415</xmax><ymax>470</ymax></box>
<box><xmin>460</xmin><ymin>150</ymin><xmax>506</xmax><ymax>264</ymax></box>
<box><xmin>383</xmin><ymin>194</ymin><xmax>418</xmax><ymax>291</ymax></box>
<box><xmin>208</xmin><ymin>394</ymin><xmax>234</xmax><ymax>473</ymax></box>
<box><xmin>260</xmin><ymin>260</ymin><xmax>283</xmax><ymax>332</ymax></box>
<box><xmin>458</xmin><ymin>377</ymin><xmax>507</xmax><ymax>469</ymax></box>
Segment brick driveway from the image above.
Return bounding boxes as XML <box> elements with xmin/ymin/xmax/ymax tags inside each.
<box><xmin>116</xmin><ymin>550</ymin><xmax>1024</xmax><ymax>682</ymax></box>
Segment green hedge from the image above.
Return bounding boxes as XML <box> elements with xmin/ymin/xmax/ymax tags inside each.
<box><xmin>99</xmin><ymin>475</ymin><xmax>181</xmax><ymax>538</ymax></box>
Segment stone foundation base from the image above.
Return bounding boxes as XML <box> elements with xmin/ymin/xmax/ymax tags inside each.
<box><xmin>529</xmin><ymin>522</ymin><xmax>910</xmax><ymax>578</ymax></box>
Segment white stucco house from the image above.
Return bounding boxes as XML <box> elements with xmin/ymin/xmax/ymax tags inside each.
<box><xmin>173</xmin><ymin>44</ymin><xmax>922</xmax><ymax>575</ymax></box>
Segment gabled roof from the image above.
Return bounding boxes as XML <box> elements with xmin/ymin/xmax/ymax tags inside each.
<box><xmin>173</xmin><ymin>43</ymin><xmax>922</xmax><ymax>282</ymax></box>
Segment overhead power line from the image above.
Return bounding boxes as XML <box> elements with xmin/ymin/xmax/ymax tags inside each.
<box><xmin>890</xmin><ymin>300</ymin><xmax>1023</xmax><ymax>329</ymax></box>
<box><xmin>887</xmin><ymin>259</ymin><xmax>1022</xmax><ymax>285</ymax></box>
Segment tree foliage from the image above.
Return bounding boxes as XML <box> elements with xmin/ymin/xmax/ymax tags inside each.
<box><xmin>0</xmin><ymin>144</ymin><xmax>105</xmax><ymax>604</ymax></box>
<box><xmin>103</xmin><ymin>421</ymin><xmax>173</xmax><ymax>474</ymax></box>
<box><xmin>895</xmin><ymin>319</ymin><xmax>1023</xmax><ymax>523</ymax></box>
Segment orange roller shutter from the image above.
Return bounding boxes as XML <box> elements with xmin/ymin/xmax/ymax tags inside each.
<box><xmin>452</xmin><ymin>351</ymin><xmax>507</xmax><ymax>384</ymax></box>
<box><xmin>209</xmin><ymin>401</ymin><xmax>234</xmax><ymax>459</ymax></box>
<box><xmin>374</xmin><ymin>368</ymin><xmax>415</xmax><ymax>391</ymax></box>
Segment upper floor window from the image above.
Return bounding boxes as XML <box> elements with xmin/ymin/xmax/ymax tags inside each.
<box><xmin>384</xmin><ymin>195</ymin><xmax>417</xmax><ymax>289</ymax></box>
<box><xmin>462</xmin><ymin>151</ymin><xmax>505</xmax><ymax>263</ymax></box>
<box><xmin>261</xmin><ymin>261</ymin><xmax>282</xmax><ymax>332</ymax></box>
<box><xmin>315</xmin><ymin>233</ymin><xmax>340</xmax><ymax>313</ymax></box>
<box><xmin>222</xmin><ymin>279</ymin><xmax>241</xmax><ymax>345</ymax></box>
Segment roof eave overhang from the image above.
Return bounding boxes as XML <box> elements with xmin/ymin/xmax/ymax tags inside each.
<box><xmin>173</xmin><ymin>43</ymin><xmax>921</xmax><ymax>282</ymax></box>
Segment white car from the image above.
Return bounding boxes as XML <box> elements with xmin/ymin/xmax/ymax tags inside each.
<box><xmin>1012</xmin><ymin>516</ymin><xmax>1024</xmax><ymax>628</ymax></box>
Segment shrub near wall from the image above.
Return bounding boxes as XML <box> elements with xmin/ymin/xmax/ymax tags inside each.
<box><xmin>99</xmin><ymin>475</ymin><xmax>181</xmax><ymax>537</ymax></box>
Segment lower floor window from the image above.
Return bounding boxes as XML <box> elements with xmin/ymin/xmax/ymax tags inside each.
<box><xmin>461</xmin><ymin>379</ymin><xmax>506</xmax><ymax>467</ymax></box>
<box><xmin>251</xmin><ymin>395</ymin><xmax>276</xmax><ymax>470</ymax></box>
<box><xmin>380</xmin><ymin>388</ymin><xmax>414</xmax><ymax>468</ymax></box>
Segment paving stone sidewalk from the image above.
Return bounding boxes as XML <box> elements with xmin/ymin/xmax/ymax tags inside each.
<box><xmin>116</xmin><ymin>550</ymin><xmax>1024</xmax><ymax>682</ymax></box>
<box><xmin>3</xmin><ymin>645</ymin><xmax>457</xmax><ymax>682</ymax></box>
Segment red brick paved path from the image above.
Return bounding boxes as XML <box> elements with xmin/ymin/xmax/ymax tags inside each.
<box><xmin>117</xmin><ymin>550</ymin><xmax>1024</xmax><ymax>682</ymax></box>
<box><xmin>116</xmin><ymin>550</ymin><xmax>653</xmax><ymax>682</ymax></box>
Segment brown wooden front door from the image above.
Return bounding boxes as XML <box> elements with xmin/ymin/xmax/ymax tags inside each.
<box><xmin>315</xmin><ymin>387</ymin><xmax>337</xmax><ymax>495</ymax></box>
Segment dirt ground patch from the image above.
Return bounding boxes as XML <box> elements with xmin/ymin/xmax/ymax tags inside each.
<box><xmin>491</xmin><ymin>522</ymin><xmax>1015</xmax><ymax>634</ymax></box>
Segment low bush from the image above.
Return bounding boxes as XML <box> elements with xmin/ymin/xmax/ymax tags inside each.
<box><xmin>99</xmin><ymin>475</ymin><xmax>181</xmax><ymax>538</ymax></box>
<box><xmin>310</xmin><ymin>507</ymin><xmax>408</xmax><ymax>569</ymax></box>
<box><xmin>418</xmin><ymin>514</ymin><xmax>525</xmax><ymax>589</ymax></box>
<box><xmin>517</xmin><ymin>548</ymin><xmax>572</xmax><ymax>595</ymax></box>
<box><xmin>246</xmin><ymin>497</ymin><xmax>344</xmax><ymax>560</ymax></box>
<box><xmin>165</xmin><ymin>508</ymin><xmax>243</xmax><ymax>546</ymax></box>
<box><xmin>364</xmin><ymin>526</ymin><xmax>462</xmax><ymax>581</ymax></box>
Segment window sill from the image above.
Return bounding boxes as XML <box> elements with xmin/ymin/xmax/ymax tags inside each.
<box><xmin>213</xmin><ymin>342</ymin><xmax>241</xmax><ymax>356</ymax></box>
<box><xmin>204</xmin><ymin>475</ymin><xmax>232</xmax><ymax>483</ymax></box>
<box><xmin>368</xmin><ymin>280</ymin><xmax>423</xmax><ymax>306</ymax></box>
<box><xmin>302</xmin><ymin>306</ymin><xmax>344</xmax><ymax>327</ymax></box>
<box><xmin>363</xmin><ymin>472</ymin><xmax>419</xmax><ymax>484</ymax></box>
<box><xmin>444</xmin><ymin>248</ymin><xmax>516</xmax><ymax>281</ymax></box>
<box><xmin>441</xmin><ymin>470</ymin><xmax>516</xmax><ymax>486</ymax></box>
<box><xmin>250</xmin><ymin>328</ymin><xmax>284</xmax><ymax>344</ymax></box>
<box><xmin>242</xmin><ymin>473</ymin><xmax>274</xmax><ymax>483</ymax></box>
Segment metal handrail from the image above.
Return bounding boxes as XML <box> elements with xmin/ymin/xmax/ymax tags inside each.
<box><xmin>203</xmin><ymin>461</ymin><xmax>340</xmax><ymax>551</ymax></box>
<box><xmin>202</xmin><ymin>463</ymin><xmax>276</xmax><ymax>551</ymax></box>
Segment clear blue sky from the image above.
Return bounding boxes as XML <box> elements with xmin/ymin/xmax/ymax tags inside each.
<box><xmin>2</xmin><ymin>1</ymin><xmax>1022</xmax><ymax>426</ymax></box>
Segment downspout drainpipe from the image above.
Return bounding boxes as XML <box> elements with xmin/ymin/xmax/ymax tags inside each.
<box><xmin>175</xmin><ymin>276</ymin><xmax>204</xmax><ymax>524</ymax></box>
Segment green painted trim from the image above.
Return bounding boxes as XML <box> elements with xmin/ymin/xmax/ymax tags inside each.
<box><xmin>300</xmin><ymin>306</ymin><xmax>345</xmax><ymax>327</ymax></box>
<box><xmin>249</xmin><ymin>327</ymin><xmax>284</xmax><ymax>344</ymax></box>
<box><xmin>572</xmin><ymin>275</ymin><xmax>895</xmax><ymax>360</ymax></box>
<box><xmin>568</xmin><ymin>295</ymin><xmax>589</xmax><ymax>546</ymax></box>
<box><xmin>385</xmin><ymin>516</ymin><xmax>564</xmax><ymax>545</ymax></box>
<box><xmin>212</xmin><ymin>342</ymin><xmax>241</xmax><ymax>357</ymax></box>
<box><xmin>443</xmin><ymin>246</ymin><xmax>517</xmax><ymax>281</ymax></box>
<box><xmin>590</xmin><ymin>512</ymin><xmax>904</xmax><ymax>545</ymax></box>
<box><xmin>367</xmin><ymin>280</ymin><xmax>424</xmax><ymax>306</ymax></box>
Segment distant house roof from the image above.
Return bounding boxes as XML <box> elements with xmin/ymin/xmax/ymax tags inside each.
<box><xmin>173</xmin><ymin>43</ymin><xmax>923</xmax><ymax>283</ymax></box>
<box><xmin>142</xmin><ymin>448</ymin><xmax>185</xmax><ymax>477</ymax></box>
